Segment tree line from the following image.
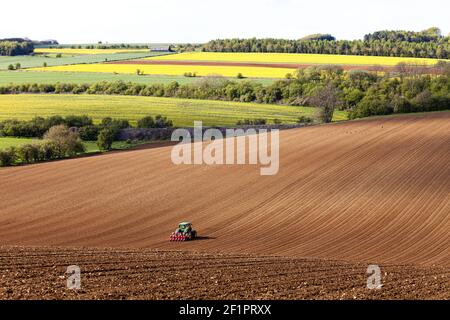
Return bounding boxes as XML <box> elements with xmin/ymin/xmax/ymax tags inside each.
<box><xmin>0</xmin><ymin>114</ymin><xmax>173</xmax><ymax>140</ymax></box>
<box><xmin>201</xmin><ymin>38</ymin><xmax>449</xmax><ymax>59</ymax></box>
<box><xmin>0</xmin><ymin>41</ymin><xmax>34</xmax><ymax>56</ymax></box>
<box><xmin>363</xmin><ymin>28</ymin><xmax>445</xmax><ymax>43</ymax></box>
<box><xmin>0</xmin><ymin>114</ymin><xmax>174</xmax><ymax>166</ymax></box>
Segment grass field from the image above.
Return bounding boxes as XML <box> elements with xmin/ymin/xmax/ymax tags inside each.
<box><xmin>0</xmin><ymin>52</ymin><xmax>169</xmax><ymax>70</ymax></box>
<box><xmin>32</xmin><ymin>63</ymin><xmax>293</xmax><ymax>78</ymax></box>
<box><xmin>34</xmin><ymin>48</ymin><xmax>153</xmax><ymax>55</ymax></box>
<box><xmin>0</xmin><ymin>71</ymin><xmax>277</xmax><ymax>86</ymax></box>
<box><xmin>0</xmin><ymin>94</ymin><xmax>347</xmax><ymax>126</ymax></box>
<box><xmin>145</xmin><ymin>52</ymin><xmax>445</xmax><ymax>66</ymax></box>
<box><xmin>82</xmin><ymin>140</ymin><xmax>159</xmax><ymax>153</ymax></box>
<box><xmin>0</xmin><ymin>137</ymin><xmax>40</xmax><ymax>149</ymax></box>
<box><xmin>0</xmin><ymin>137</ymin><xmax>148</xmax><ymax>153</ymax></box>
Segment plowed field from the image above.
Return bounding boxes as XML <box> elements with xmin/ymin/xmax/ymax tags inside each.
<box><xmin>0</xmin><ymin>246</ymin><xmax>448</xmax><ymax>300</ymax></box>
<box><xmin>1</xmin><ymin>112</ymin><xmax>449</xmax><ymax>299</ymax></box>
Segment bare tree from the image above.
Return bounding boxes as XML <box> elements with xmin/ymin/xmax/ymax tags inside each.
<box><xmin>309</xmin><ymin>82</ymin><xmax>342</xmax><ymax>123</ymax></box>
<box><xmin>43</xmin><ymin>125</ymin><xmax>85</xmax><ymax>157</ymax></box>
<box><xmin>395</xmin><ymin>62</ymin><xmax>428</xmax><ymax>78</ymax></box>
<box><xmin>370</xmin><ymin>65</ymin><xmax>384</xmax><ymax>74</ymax></box>
<box><xmin>434</xmin><ymin>61</ymin><xmax>450</xmax><ymax>76</ymax></box>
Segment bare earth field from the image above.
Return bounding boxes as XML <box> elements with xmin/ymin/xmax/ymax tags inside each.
<box><xmin>0</xmin><ymin>112</ymin><xmax>449</xmax><ymax>299</ymax></box>
<box><xmin>0</xmin><ymin>246</ymin><xmax>448</xmax><ymax>300</ymax></box>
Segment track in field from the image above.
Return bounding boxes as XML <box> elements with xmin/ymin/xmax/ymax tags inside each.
<box><xmin>0</xmin><ymin>246</ymin><xmax>448</xmax><ymax>300</ymax></box>
<box><xmin>0</xmin><ymin>112</ymin><xmax>449</xmax><ymax>267</ymax></box>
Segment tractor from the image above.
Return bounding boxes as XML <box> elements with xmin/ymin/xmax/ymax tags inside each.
<box><xmin>169</xmin><ymin>222</ymin><xmax>197</xmax><ymax>241</ymax></box>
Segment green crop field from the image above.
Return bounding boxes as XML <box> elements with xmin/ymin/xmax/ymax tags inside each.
<box><xmin>0</xmin><ymin>94</ymin><xmax>347</xmax><ymax>126</ymax></box>
<box><xmin>0</xmin><ymin>52</ymin><xmax>169</xmax><ymax>70</ymax></box>
<box><xmin>0</xmin><ymin>137</ymin><xmax>40</xmax><ymax>149</ymax></box>
<box><xmin>0</xmin><ymin>71</ymin><xmax>277</xmax><ymax>86</ymax></box>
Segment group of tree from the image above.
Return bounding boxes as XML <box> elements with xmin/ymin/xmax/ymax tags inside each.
<box><xmin>0</xmin><ymin>114</ymin><xmax>173</xmax><ymax>139</ymax></box>
<box><xmin>0</xmin><ymin>41</ymin><xmax>34</xmax><ymax>56</ymax></box>
<box><xmin>293</xmin><ymin>65</ymin><xmax>449</xmax><ymax>120</ymax></box>
<box><xmin>236</xmin><ymin>118</ymin><xmax>267</xmax><ymax>125</ymax></box>
<box><xmin>7</xmin><ymin>63</ymin><xmax>21</xmax><ymax>70</ymax></box>
<box><xmin>202</xmin><ymin>37</ymin><xmax>449</xmax><ymax>59</ymax></box>
<box><xmin>300</xmin><ymin>34</ymin><xmax>336</xmax><ymax>41</ymax></box>
<box><xmin>136</xmin><ymin>115</ymin><xmax>173</xmax><ymax>129</ymax></box>
<box><xmin>174</xmin><ymin>43</ymin><xmax>203</xmax><ymax>52</ymax></box>
<box><xmin>0</xmin><ymin>114</ymin><xmax>175</xmax><ymax>166</ymax></box>
<box><xmin>0</xmin><ymin>115</ymin><xmax>93</xmax><ymax>138</ymax></box>
<box><xmin>0</xmin><ymin>125</ymin><xmax>85</xmax><ymax>167</ymax></box>
<box><xmin>363</xmin><ymin>27</ymin><xmax>444</xmax><ymax>43</ymax></box>
<box><xmin>95</xmin><ymin>114</ymin><xmax>173</xmax><ymax>150</ymax></box>
<box><xmin>200</xmin><ymin>28</ymin><xmax>449</xmax><ymax>59</ymax></box>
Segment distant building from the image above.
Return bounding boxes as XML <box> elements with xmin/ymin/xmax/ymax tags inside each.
<box><xmin>39</xmin><ymin>39</ymin><xmax>59</xmax><ymax>45</ymax></box>
<box><xmin>149</xmin><ymin>45</ymin><xmax>173</xmax><ymax>52</ymax></box>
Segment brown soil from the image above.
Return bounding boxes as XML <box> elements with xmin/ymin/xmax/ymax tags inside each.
<box><xmin>0</xmin><ymin>112</ymin><xmax>449</xmax><ymax>265</ymax></box>
<box><xmin>0</xmin><ymin>246</ymin><xmax>448</xmax><ymax>300</ymax></box>
<box><xmin>1</xmin><ymin>112</ymin><xmax>449</xmax><ymax>299</ymax></box>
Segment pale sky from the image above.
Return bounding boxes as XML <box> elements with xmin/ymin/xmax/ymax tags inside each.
<box><xmin>2</xmin><ymin>0</ymin><xmax>449</xmax><ymax>44</ymax></box>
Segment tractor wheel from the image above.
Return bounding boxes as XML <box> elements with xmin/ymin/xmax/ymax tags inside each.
<box><xmin>191</xmin><ymin>231</ymin><xmax>197</xmax><ymax>239</ymax></box>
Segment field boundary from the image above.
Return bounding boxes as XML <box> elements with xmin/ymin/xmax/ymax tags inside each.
<box><xmin>117</xmin><ymin>123</ymin><xmax>310</xmax><ymax>141</ymax></box>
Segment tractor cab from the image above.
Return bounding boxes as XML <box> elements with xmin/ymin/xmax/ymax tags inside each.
<box><xmin>177</xmin><ymin>222</ymin><xmax>192</xmax><ymax>234</ymax></box>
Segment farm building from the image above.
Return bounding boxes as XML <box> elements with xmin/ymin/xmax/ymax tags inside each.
<box><xmin>149</xmin><ymin>45</ymin><xmax>173</xmax><ymax>52</ymax></box>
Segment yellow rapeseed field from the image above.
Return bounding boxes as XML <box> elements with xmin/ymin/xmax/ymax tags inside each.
<box><xmin>32</xmin><ymin>64</ymin><xmax>293</xmax><ymax>78</ymax></box>
<box><xmin>144</xmin><ymin>52</ymin><xmax>443</xmax><ymax>66</ymax></box>
<box><xmin>34</xmin><ymin>48</ymin><xmax>151</xmax><ymax>55</ymax></box>
<box><xmin>32</xmin><ymin>51</ymin><xmax>447</xmax><ymax>79</ymax></box>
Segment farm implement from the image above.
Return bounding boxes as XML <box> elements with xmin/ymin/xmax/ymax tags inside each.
<box><xmin>169</xmin><ymin>222</ymin><xmax>197</xmax><ymax>242</ymax></box>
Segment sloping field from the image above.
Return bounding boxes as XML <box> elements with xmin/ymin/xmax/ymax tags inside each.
<box><xmin>0</xmin><ymin>112</ymin><xmax>449</xmax><ymax>267</ymax></box>
<box><xmin>0</xmin><ymin>94</ymin><xmax>341</xmax><ymax>126</ymax></box>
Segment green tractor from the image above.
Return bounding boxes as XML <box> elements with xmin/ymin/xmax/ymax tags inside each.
<box><xmin>169</xmin><ymin>222</ymin><xmax>197</xmax><ymax>241</ymax></box>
